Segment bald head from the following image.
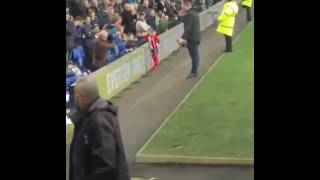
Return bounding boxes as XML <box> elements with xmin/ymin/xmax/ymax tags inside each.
<box><xmin>75</xmin><ymin>76</ymin><xmax>99</xmax><ymax>107</ymax></box>
<box><xmin>99</xmin><ymin>30</ymin><xmax>108</xmax><ymax>41</ymax></box>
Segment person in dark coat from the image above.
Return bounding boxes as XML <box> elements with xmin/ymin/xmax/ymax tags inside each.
<box><xmin>121</xmin><ymin>4</ymin><xmax>138</xmax><ymax>34</ymax></box>
<box><xmin>69</xmin><ymin>0</ymin><xmax>88</xmax><ymax>18</ymax></box>
<box><xmin>88</xmin><ymin>8</ymin><xmax>99</xmax><ymax>27</ymax></box>
<box><xmin>139</xmin><ymin>0</ymin><xmax>151</xmax><ymax>15</ymax></box>
<box><xmin>177</xmin><ymin>0</ymin><xmax>201</xmax><ymax>78</ymax></box>
<box><xmin>82</xmin><ymin>16</ymin><xmax>95</xmax><ymax>70</ymax></box>
<box><xmin>156</xmin><ymin>0</ymin><xmax>166</xmax><ymax>13</ymax></box>
<box><xmin>173</xmin><ymin>0</ymin><xmax>183</xmax><ymax>11</ymax></box>
<box><xmin>164</xmin><ymin>0</ymin><xmax>176</xmax><ymax>19</ymax></box>
<box><xmin>67</xmin><ymin>13</ymin><xmax>76</xmax><ymax>62</ymax></box>
<box><xmin>70</xmin><ymin>75</ymin><xmax>130</xmax><ymax>180</ymax></box>
<box><xmin>146</xmin><ymin>9</ymin><xmax>157</xmax><ymax>31</ymax></box>
<box><xmin>193</xmin><ymin>0</ymin><xmax>203</xmax><ymax>12</ymax></box>
<box><xmin>97</xmin><ymin>6</ymin><xmax>115</xmax><ymax>29</ymax></box>
<box><xmin>157</xmin><ymin>0</ymin><xmax>175</xmax><ymax>19</ymax></box>
<box><xmin>114</xmin><ymin>0</ymin><xmax>124</xmax><ymax>14</ymax></box>
<box><xmin>73</xmin><ymin>17</ymin><xmax>85</xmax><ymax>48</ymax></box>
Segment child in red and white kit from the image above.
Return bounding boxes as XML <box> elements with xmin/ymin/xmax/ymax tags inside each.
<box><xmin>145</xmin><ymin>28</ymin><xmax>160</xmax><ymax>71</ymax></box>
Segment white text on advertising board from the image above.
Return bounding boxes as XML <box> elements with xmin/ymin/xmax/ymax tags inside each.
<box><xmin>105</xmin><ymin>55</ymin><xmax>144</xmax><ymax>94</ymax></box>
<box><xmin>106</xmin><ymin>62</ymin><xmax>131</xmax><ymax>94</ymax></box>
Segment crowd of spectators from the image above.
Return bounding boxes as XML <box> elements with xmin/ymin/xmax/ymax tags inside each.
<box><xmin>66</xmin><ymin>0</ymin><xmax>217</xmax><ymax>72</ymax></box>
<box><xmin>66</xmin><ymin>0</ymin><xmax>219</xmax><ymax>116</ymax></box>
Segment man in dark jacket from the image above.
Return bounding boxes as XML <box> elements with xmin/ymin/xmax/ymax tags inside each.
<box><xmin>157</xmin><ymin>0</ymin><xmax>176</xmax><ymax>19</ymax></box>
<box><xmin>97</xmin><ymin>6</ymin><xmax>114</xmax><ymax>29</ymax></box>
<box><xmin>67</xmin><ymin>13</ymin><xmax>76</xmax><ymax>62</ymax></box>
<box><xmin>146</xmin><ymin>9</ymin><xmax>157</xmax><ymax>31</ymax></box>
<box><xmin>121</xmin><ymin>4</ymin><xmax>138</xmax><ymax>34</ymax></box>
<box><xmin>69</xmin><ymin>0</ymin><xmax>88</xmax><ymax>18</ymax></box>
<box><xmin>178</xmin><ymin>0</ymin><xmax>201</xmax><ymax>78</ymax></box>
<box><xmin>70</xmin><ymin>75</ymin><xmax>130</xmax><ymax>180</ymax></box>
<box><xmin>139</xmin><ymin>0</ymin><xmax>151</xmax><ymax>15</ymax></box>
<box><xmin>157</xmin><ymin>0</ymin><xmax>166</xmax><ymax>13</ymax></box>
<box><xmin>82</xmin><ymin>16</ymin><xmax>96</xmax><ymax>70</ymax></box>
<box><xmin>73</xmin><ymin>17</ymin><xmax>85</xmax><ymax>48</ymax></box>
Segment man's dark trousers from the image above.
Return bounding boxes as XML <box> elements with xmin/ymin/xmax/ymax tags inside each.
<box><xmin>186</xmin><ymin>40</ymin><xmax>200</xmax><ymax>74</ymax></box>
<box><xmin>244</xmin><ymin>6</ymin><xmax>252</xmax><ymax>21</ymax></box>
<box><xmin>224</xmin><ymin>35</ymin><xmax>232</xmax><ymax>52</ymax></box>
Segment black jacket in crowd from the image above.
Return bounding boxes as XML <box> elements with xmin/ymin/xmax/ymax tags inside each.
<box><xmin>146</xmin><ymin>16</ymin><xmax>157</xmax><ymax>31</ymax></box>
<box><xmin>82</xmin><ymin>24</ymin><xmax>94</xmax><ymax>41</ymax></box>
<box><xmin>69</xmin><ymin>98</ymin><xmax>130</xmax><ymax>180</ymax></box>
<box><xmin>181</xmin><ymin>9</ymin><xmax>201</xmax><ymax>43</ymax></box>
<box><xmin>156</xmin><ymin>1</ymin><xmax>165</xmax><ymax>12</ymax></box>
<box><xmin>69</xmin><ymin>0</ymin><xmax>87</xmax><ymax>18</ymax></box>
<box><xmin>157</xmin><ymin>1</ymin><xmax>176</xmax><ymax>19</ymax></box>
<box><xmin>122</xmin><ymin>10</ymin><xmax>137</xmax><ymax>34</ymax></box>
<box><xmin>66</xmin><ymin>20</ymin><xmax>76</xmax><ymax>52</ymax></box>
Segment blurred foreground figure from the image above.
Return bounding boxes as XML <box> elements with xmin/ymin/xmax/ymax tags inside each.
<box><xmin>69</xmin><ymin>76</ymin><xmax>130</xmax><ymax>180</ymax></box>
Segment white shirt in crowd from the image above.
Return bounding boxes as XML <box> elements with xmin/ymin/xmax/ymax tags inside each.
<box><xmin>136</xmin><ymin>20</ymin><xmax>151</xmax><ymax>33</ymax></box>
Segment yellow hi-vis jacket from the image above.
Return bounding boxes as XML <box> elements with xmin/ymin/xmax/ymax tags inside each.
<box><xmin>241</xmin><ymin>0</ymin><xmax>252</xmax><ymax>7</ymax></box>
<box><xmin>216</xmin><ymin>1</ymin><xmax>239</xmax><ymax>37</ymax></box>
